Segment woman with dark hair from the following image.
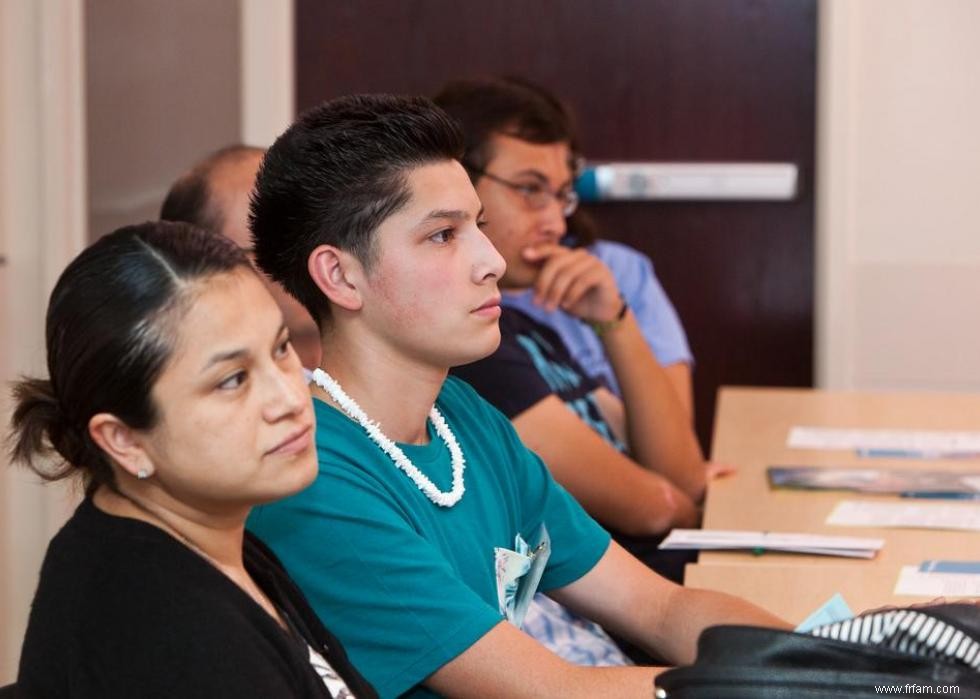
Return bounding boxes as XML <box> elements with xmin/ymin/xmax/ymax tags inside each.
<box><xmin>8</xmin><ymin>221</ymin><xmax>375</xmax><ymax>698</ymax></box>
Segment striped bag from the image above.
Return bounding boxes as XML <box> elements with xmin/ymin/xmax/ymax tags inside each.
<box><xmin>655</xmin><ymin>603</ymin><xmax>980</xmax><ymax>698</ymax></box>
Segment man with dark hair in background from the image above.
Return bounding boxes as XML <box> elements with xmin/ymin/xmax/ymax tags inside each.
<box><xmin>437</xmin><ymin>76</ymin><xmax>694</xmax><ymax>408</ymax></box>
<box><xmin>161</xmin><ymin>145</ymin><xmax>322</xmax><ymax>368</ymax></box>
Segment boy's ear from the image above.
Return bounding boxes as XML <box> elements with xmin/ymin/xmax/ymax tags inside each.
<box><xmin>88</xmin><ymin>413</ymin><xmax>155</xmax><ymax>480</ymax></box>
<box><xmin>308</xmin><ymin>244</ymin><xmax>364</xmax><ymax>312</ymax></box>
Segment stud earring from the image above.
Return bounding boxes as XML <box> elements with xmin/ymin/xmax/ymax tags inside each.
<box><xmin>137</xmin><ymin>469</ymin><xmax>150</xmax><ymax>480</ymax></box>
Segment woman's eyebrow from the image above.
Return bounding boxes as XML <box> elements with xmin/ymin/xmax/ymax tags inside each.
<box><xmin>201</xmin><ymin>347</ymin><xmax>248</xmax><ymax>373</ymax></box>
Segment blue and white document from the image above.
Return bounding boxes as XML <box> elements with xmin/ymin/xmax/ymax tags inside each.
<box><xmin>494</xmin><ymin>524</ymin><xmax>551</xmax><ymax>629</ymax></box>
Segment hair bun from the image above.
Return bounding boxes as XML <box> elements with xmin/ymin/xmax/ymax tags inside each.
<box><xmin>9</xmin><ymin>377</ymin><xmax>80</xmax><ymax>481</ymax></box>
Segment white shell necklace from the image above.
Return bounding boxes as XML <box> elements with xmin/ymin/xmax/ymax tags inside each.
<box><xmin>311</xmin><ymin>367</ymin><xmax>466</xmax><ymax>508</ymax></box>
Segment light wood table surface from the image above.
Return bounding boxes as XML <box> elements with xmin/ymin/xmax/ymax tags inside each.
<box><xmin>684</xmin><ymin>387</ymin><xmax>980</xmax><ymax>619</ymax></box>
<box><xmin>684</xmin><ymin>562</ymin><xmax>932</xmax><ymax>625</ymax></box>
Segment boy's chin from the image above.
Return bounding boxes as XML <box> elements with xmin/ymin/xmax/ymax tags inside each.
<box><xmin>448</xmin><ymin>330</ymin><xmax>502</xmax><ymax>368</ymax></box>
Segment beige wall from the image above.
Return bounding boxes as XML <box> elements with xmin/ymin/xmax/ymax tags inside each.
<box><xmin>817</xmin><ymin>0</ymin><xmax>980</xmax><ymax>391</ymax></box>
<box><xmin>0</xmin><ymin>1</ymin><xmax>88</xmax><ymax>683</ymax></box>
<box><xmin>1</xmin><ymin>0</ymin><xmax>293</xmax><ymax>684</ymax></box>
<box><xmin>85</xmin><ymin>0</ymin><xmax>241</xmax><ymax>239</ymax></box>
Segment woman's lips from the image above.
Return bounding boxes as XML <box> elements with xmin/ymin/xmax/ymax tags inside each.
<box><xmin>267</xmin><ymin>424</ymin><xmax>313</xmax><ymax>456</ymax></box>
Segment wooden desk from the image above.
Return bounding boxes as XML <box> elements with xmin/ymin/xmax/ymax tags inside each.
<box><xmin>684</xmin><ymin>562</ymin><xmax>933</xmax><ymax>625</ymax></box>
<box><xmin>685</xmin><ymin>387</ymin><xmax>980</xmax><ymax>618</ymax></box>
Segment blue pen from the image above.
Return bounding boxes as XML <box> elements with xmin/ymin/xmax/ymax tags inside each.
<box><xmin>900</xmin><ymin>491</ymin><xmax>980</xmax><ymax>500</ymax></box>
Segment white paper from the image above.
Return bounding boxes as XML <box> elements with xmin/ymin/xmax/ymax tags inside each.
<box><xmin>659</xmin><ymin>529</ymin><xmax>883</xmax><ymax>558</ymax></box>
<box><xmin>827</xmin><ymin>500</ymin><xmax>980</xmax><ymax>532</ymax></box>
<box><xmin>787</xmin><ymin>426</ymin><xmax>980</xmax><ymax>455</ymax></box>
<box><xmin>894</xmin><ymin>565</ymin><xmax>980</xmax><ymax>597</ymax></box>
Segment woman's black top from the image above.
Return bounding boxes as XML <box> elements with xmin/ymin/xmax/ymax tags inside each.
<box><xmin>17</xmin><ymin>498</ymin><xmax>377</xmax><ymax>698</ymax></box>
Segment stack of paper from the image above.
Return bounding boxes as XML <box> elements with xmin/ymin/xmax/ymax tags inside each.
<box><xmin>895</xmin><ymin>562</ymin><xmax>980</xmax><ymax>597</ymax></box>
<box><xmin>659</xmin><ymin>529</ymin><xmax>884</xmax><ymax>559</ymax></box>
<box><xmin>787</xmin><ymin>426</ymin><xmax>980</xmax><ymax>458</ymax></box>
<box><xmin>768</xmin><ymin>465</ymin><xmax>980</xmax><ymax>496</ymax></box>
<box><xmin>827</xmin><ymin>500</ymin><xmax>980</xmax><ymax>532</ymax></box>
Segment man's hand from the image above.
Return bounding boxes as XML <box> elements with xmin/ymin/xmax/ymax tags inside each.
<box><xmin>523</xmin><ymin>244</ymin><xmax>622</xmax><ymax>322</ymax></box>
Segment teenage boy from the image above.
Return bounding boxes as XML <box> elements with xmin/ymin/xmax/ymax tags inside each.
<box><xmin>247</xmin><ymin>94</ymin><xmax>786</xmax><ymax>699</ymax></box>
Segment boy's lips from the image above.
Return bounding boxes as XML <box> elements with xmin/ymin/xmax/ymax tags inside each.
<box><xmin>474</xmin><ymin>295</ymin><xmax>502</xmax><ymax>311</ymax></box>
<box><xmin>472</xmin><ymin>296</ymin><xmax>502</xmax><ymax>317</ymax></box>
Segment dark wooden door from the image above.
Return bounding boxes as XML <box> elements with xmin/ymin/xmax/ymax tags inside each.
<box><xmin>295</xmin><ymin>0</ymin><xmax>816</xmax><ymax>451</ymax></box>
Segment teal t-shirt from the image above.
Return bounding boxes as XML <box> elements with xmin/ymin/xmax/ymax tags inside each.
<box><xmin>248</xmin><ymin>376</ymin><xmax>610</xmax><ymax>699</ymax></box>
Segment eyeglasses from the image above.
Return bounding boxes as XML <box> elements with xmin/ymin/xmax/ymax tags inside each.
<box><xmin>466</xmin><ymin>165</ymin><xmax>579</xmax><ymax>217</ymax></box>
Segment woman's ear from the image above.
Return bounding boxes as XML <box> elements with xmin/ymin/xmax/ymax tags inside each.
<box><xmin>308</xmin><ymin>244</ymin><xmax>364</xmax><ymax>312</ymax></box>
<box><xmin>88</xmin><ymin>413</ymin><xmax>155</xmax><ymax>480</ymax></box>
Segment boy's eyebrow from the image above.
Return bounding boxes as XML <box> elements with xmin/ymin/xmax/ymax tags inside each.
<box><xmin>420</xmin><ymin>206</ymin><xmax>484</xmax><ymax>223</ymax></box>
<box><xmin>422</xmin><ymin>209</ymin><xmax>471</xmax><ymax>221</ymax></box>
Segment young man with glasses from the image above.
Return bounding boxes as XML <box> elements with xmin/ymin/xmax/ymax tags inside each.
<box><xmin>464</xmin><ymin>79</ymin><xmax>696</xmax><ymax>419</ymax></box>
<box><xmin>436</xmin><ymin>80</ymin><xmax>728</xmax><ymax>584</ymax></box>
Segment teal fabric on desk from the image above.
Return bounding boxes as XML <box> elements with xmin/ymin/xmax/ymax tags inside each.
<box><xmin>248</xmin><ymin>376</ymin><xmax>611</xmax><ymax>699</ymax></box>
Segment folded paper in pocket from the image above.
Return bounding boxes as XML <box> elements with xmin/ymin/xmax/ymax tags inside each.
<box><xmin>494</xmin><ymin>524</ymin><xmax>551</xmax><ymax>629</ymax></box>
